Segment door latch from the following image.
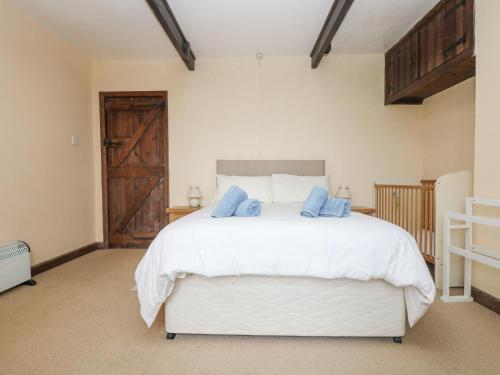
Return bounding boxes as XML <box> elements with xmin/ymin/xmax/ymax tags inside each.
<box><xmin>103</xmin><ymin>138</ymin><xmax>122</xmax><ymax>147</ymax></box>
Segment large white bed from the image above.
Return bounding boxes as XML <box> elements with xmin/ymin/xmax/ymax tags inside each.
<box><xmin>135</xmin><ymin>160</ymin><xmax>435</xmax><ymax>342</ymax></box>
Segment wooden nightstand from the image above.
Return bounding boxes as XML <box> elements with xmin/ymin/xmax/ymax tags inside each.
<box><xmin>352</xmin><ymin>206</ymin><xmax>375</xmax><ymax>216</ymax></box>
<box><xmin>166</xmin><ymin>206</ymin><xmax>202</xmax><ymax>223</ymax></box>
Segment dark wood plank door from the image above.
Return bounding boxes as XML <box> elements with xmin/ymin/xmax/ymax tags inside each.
<box><xmin>443</xmin><ymin>0</ymin><xmax>474</xmax><ymax>61</ymax></box>
<box><xmin>418</xmin><ymin>9</ymin><xmax>445</xmax><ymax>77</ymax></box>
<box><xmin>99</xmin><ymin>91</ymin><xmax>168</xmax><ymax>248</ymax></box>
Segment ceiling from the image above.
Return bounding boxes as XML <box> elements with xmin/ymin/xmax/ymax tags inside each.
<box><xmin>12</xmin><ymin>0</ymin><xmax>440</xmax><ymax>59</ymax></box>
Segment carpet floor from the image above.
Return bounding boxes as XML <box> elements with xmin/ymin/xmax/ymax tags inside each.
<box><xmin>1</xmin><ymin>249</ymin><xmax>499</xmax><ymax>375</ymax></box>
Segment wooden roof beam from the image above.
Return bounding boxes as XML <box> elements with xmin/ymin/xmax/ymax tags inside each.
<box><xmin>310</xmin><ymin>0</ymin><xmax>354</xmax><ymax>69</ymax></box>
<box><xmin>145</xmin><ymin>0</ymin><xmax>196</xmax><ymax>71</ymax></box>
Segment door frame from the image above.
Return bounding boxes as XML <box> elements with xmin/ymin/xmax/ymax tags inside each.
<box><xmin>99</xmin><ymin>91</ymin><xmax>169</xmax><ymax>248</ymax></box>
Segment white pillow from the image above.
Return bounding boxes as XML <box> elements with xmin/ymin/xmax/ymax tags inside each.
<box><xmin>212</xmin><ymin>175</ymin><xmax>273</xmax><ymax>203</ymax></box>
<box><xmin>272</xmin><ymin>174</ymin><xmax>330</xmax><ymax>203</ymax></box>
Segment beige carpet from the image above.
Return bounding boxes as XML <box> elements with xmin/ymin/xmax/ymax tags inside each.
<box><xmin>1</xmin><ymin>250</ymin><xmax>499</xmax><ymax>375</ymax></box>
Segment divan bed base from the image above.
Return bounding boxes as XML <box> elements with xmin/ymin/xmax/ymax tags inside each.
<box><xmin>165</xmin><ymin>275</ymin><xmax>406</xmax><ymax>341</ymax></box>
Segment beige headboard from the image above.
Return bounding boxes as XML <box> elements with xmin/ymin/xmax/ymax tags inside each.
<box><xmin>216</xmin><ymin>160</ymin><xmax>325</xmax><ymax>176</ymax></box>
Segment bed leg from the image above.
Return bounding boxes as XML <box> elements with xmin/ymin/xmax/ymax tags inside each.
<box><xmin>392</xmin><ymin>336</ymin><xmax>403</xmax><ymax>344</ymax></box>
<box><xmin>166</xmin><ymin>332</ymin><xmax>176</xmax><ymax>340</ymax></box>
<box><xmin>23</xmin><ymin>279</ymin><xmax>37</xmax><ymax>286</ymax></box>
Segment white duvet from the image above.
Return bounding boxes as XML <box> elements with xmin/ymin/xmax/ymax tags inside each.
<box><xmin>135</xmin><ymin>203</ymin><xmax>435</xmax><ymax>328</ymax></box>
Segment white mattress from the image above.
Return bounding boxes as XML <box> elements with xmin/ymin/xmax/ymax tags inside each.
<box><xmin>166</xmin><ymin>275</ymin><xmax>406</xmax><ymax>337</ymax></box>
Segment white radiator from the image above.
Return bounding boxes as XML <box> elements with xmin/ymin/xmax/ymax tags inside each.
<box><xmin>0</xmin><ymin>241</ymin><xmax>36</xmax><ymax>293</ymax></box>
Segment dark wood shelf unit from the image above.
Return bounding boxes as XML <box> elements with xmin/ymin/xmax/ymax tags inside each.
<box><xmin>385</xmin><ymin>0</ymin><xmax>475</xmax><ymax>105</ymax></box>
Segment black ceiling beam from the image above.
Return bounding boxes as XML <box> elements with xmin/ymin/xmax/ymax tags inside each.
<box><xmin>145</xmin><ymin>0</ymin><xmax>196</xmax><ymax>71</ymax></box>
<box><xmin>310</xmin><ymin>0</ymin><xmax>354</xmax><ymax>69</ymax></box>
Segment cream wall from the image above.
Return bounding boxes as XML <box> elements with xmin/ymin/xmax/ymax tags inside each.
<box><xmin>421</xmin><ymin>79</ymin><xmax>475</xmax><ymax>180</ymax></box>
<box><xmin>0</xmin><ymin>1</ymin><xmax>94</xmax><ymax>265</ymax></box>
<box><xmin>92</xmin><ymin>55</ymin><xmax>423</xmax><ymax>240</ymax></box>
<box><xmin>472</xmin><ymin>0</ymin><xmax>500</xmax><ymax>298</ymax></box>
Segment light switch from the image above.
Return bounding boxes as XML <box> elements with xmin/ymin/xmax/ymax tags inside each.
<box><xmin>71</xmin><ymin>135</ymin><xmax>80</xmax><ymax>145</ymax></box>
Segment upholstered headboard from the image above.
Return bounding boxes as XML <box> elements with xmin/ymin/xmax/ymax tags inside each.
<box><xmin>216</xmin><ymin>160</ymin><xmax>325</xmax><ymax>176</ymax></box>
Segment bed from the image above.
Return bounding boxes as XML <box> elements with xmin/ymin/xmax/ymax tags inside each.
<box><xmin>135</xmin><ymin>160</ymin><xmax>435</xmax><ymax>342</ymax></box>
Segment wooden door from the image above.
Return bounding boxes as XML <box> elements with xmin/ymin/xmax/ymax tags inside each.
<box><xmin>419</xmin><ymin>8</ymin><xmax>446</xmax><ymax>77</ymax></box>
<box><xmin>443</xmin><ymin>0</ymin><xmax>473</xmax><ymax>61</ymax></box>
<box><xmin>395</xmin><ymin>33</ymin><xmax>420</xmax><ymax>92</ymax></box>
<box><xmin>99</xmin><ymin>91</ymin><xmax>168</xmax><ymax>248</ymax></box>
<box><xmin>385</xmin><ymin>30</ymin><xmax>420</xmax><ymax>101</ymax></box>
<box><xmin>419</xmin><ymin>0</ymin><xmax>473</xmax><ymax>76</ymax></box>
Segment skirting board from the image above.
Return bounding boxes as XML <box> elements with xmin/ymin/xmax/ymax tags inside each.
<box><xmin>31</xmin><ymin>242</ymin><xmax>105</xmax><ymax>276</ymax></box>
<box><xmin>472</xmin><ymin>286</ymin><xmax>500</xmax><ymax>315</ymax></box>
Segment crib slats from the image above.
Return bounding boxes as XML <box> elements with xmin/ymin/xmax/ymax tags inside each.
<box><xmin>398</xmin><ymin>188</ymin><xmax>402</xmax><ymax>227</ymax></box>
<box><xmin>384</xmin><ymin>186</ymin><xmax>387</xmax><ymax>220</ymax></box>
<box><xmin>386</xmin><ymin>186</ymin><xmax>389</xmax><ymax>221</ymax></box>
<box><xmin>392</xmin><ymin>188</ymin><xmax>395</xmax><ymax>224</ymax></box>
<box><xmin>400</xmin><ymin>188</ymin><xmax>404</xmax><ymax>230</ymax></box>
<box><xmin>392</xmin><ymin>188</ymin><xmax>396</xmax><ymax>225</ymax></box>
<box><xmin>429</xmin><ymin>188</ymin><xmax>434</xmax><ymax>259</ymax></box>
<box><xmin>424</xmin><ymin>189</ymin><xmax>428</xmax><ymax>258</ymax></box>
<box><xmin>418</xmin><ymin>189</ymin><xmax>422</xmax><ymax>253</ymax></box>
<box><xmin>374</xmin><ymin>183</ymin><xmax>435</xmax><ymax>264</ymax></box>
<box><xmin>410</xmin><ymin>188</ymin><xmax>414</xmax><ymax>238</ymax></box>
<box><xmin>375</xmin><ymin>189</ymin><xmax>385</xmax><ymax>219</ymax></box>
<box><xmin>405</xmin><ymin>188</ymin><xmax>409</xmax><ymax>232</ymax></box>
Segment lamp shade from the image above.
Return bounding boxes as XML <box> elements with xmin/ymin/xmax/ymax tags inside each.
<box><xmin>335</xmin><ymin>186</ymin><xmax>352</xmax><ymax>199</ymax></box>
<box><xmin>188</xmin><ymin>185</ymin><xmax>202</xmax><ymax>198</ymax></box>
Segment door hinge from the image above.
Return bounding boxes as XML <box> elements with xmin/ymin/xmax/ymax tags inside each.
<box><xmin>445</xmin><ymin>0</ymin><xmax>466</xmax><ymax>18</ymax></box>
<box><xmin>444</xmin><ymin>33</ymin><xmax>467</xmax><ymax>54</ymax></box>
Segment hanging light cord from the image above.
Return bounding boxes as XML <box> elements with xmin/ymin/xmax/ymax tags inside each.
<box><xmin>257</xmin><ymin>53</ymin><xmax>264</xmax><ymax>159</ymax></box>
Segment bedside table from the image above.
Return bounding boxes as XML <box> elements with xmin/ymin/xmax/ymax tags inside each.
<box><xmin>352</xmin><ymin>206</ymin><xmax>375</xmax><ymax>216</ymax></box>
<box><xmin>166</xmin><ymin>206</ymin><xmax>202</xmax><ymax>223</ymax></box>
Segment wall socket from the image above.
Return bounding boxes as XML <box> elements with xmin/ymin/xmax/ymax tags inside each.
<box><xmin>71</xmin><ymin>135</ymin><xmax>80</xmax><ymax>145</ymax></box>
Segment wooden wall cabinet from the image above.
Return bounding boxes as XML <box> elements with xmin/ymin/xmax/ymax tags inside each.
<box><xmin>385</xmin><ymin>0</ymin><xmax>475</xmax><ymax>105</ymax></box>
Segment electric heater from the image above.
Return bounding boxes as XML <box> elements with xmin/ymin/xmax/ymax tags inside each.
<box><xmin>0</xmin><ymin>241</ymin><xmax>36</xmax><ymax>293</ymax></box>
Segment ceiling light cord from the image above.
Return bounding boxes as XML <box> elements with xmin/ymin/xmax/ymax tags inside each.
<box><xmin>256</xmin><ymin>53</ymin><xmax>264</xmax><ymax>159</ymax></box>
